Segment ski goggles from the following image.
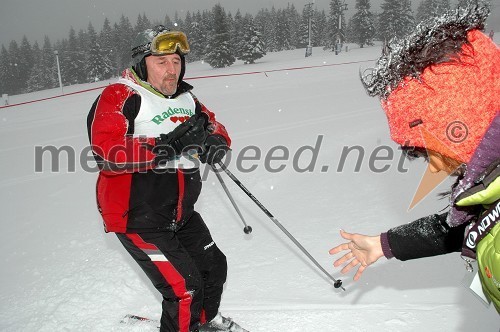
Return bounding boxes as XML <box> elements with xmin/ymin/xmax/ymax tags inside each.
<box><xmin>132</xmin><ymin>31</ymin><xmax>190</xmax><ymax>58</ymax></box>
<box><xmin>151</xmin><ymin>31</ymin><xmax>190</xmax><ymax>55</ymax></box>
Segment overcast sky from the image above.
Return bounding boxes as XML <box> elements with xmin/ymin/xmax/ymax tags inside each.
<box><xmin>1</xmin><ymin>0</ymin><xmax>499</xmax><ymax>47</ymax></box>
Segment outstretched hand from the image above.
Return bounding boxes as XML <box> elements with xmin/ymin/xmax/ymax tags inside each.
<box><xmin>329</xmin><ymin>230</ymin><xmax>384</xmax><ymax>281</ymax></box>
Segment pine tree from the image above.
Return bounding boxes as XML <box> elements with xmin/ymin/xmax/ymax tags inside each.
<box><xmin>0</xmin><ymin>45</ymin><xmax>10</xmax><ymax>95</ymax></box>
<box><xmin>134</xmin><ymin>13</ymin><xmax>152</xmax><ymax>35</ymax></box>
<box><xmin>268</xmin><ymin>7</ymin><xmax>279</xmax><ymax>51</ymax></box>
<box><xmin>346</xmin><ymin>17</ymin><xmax>355</xmax><ymax>43</ymax></box>
<box><xmin>7</xmin><ymin>40</ymin><xmax>23</xmax><ymax>94</ymax></box>
<box><xmin>173</xmin><ymin>12</ymin><xmax>184</xmax><ymax>29</ymax></box>
<box><xmin>325</xmin><ymin>0</ymin><xmax>347</xmax><ymax>51</ymax></box>
<box><xmin>199</xmin><ymin>10</ymin><xmax>214</xmax><ymax>57</ymax></box>
<box><xmin>18</xmin><ymin>36</ymin><xmax>33</xmax><ymax>93</ymax></box>
<box><xmin>400</xmin><ymin>0</ymin><xmax>415</xmax><ymax>36</ymax></box>
<box><xmin>378</xmin><ymin>0</ymin><xmax>414</xmax><ymax>41</ymax></box>
<box><xmin>76</xmin><ymin>28</ymin><xmax>91</xmax><ymax>83</ymax></box>
<box><xmin>116</xmin><ymin>15</ymin><xmax>134</xmax><ymax>72</ymax></box>
<box><xmin>164</xmin><ymin>14</ymin><xmax>173</xmax><ymax>28</ymax></box>
<box><xmin>61</xmin><ymin>27</ymin><xmax>87</xmax><ymax>84</ymax></box>
<box><xmin>286</xmin><ymin>4</ymin><xmax>301</xmax><ymax>49</ymax></box>
<box><xmin>110</xmin><ymin>23</ymin><xmax>122</xmax><ymax>75</ymax></box>
<box><xmin>85</xmin><ymin>22</ymin><xmax>113</xmax><ymax>82</ymax></box>
<box><xmin>201</xmin><ymin>10</ymin><xmax>213</xmax><ymax>34</ymax></box>
<box><xmin>143</xmin><ymin>13</ymin><xmax>152</xmax><ymax>29</ymax></box>
<box><xmin>416</xmin><ymin>0</ymin><xmax>441</xmax><ymax>22</ymax></box>
<box><xmin>226</xmin><ymin>11</ymin><xmax>234</xmax><ymax>41</ymax></box>
<box><xmin>26</xmin><ymin>42</ymin><xmax>41</xmax><ymax>90</ymax></box>
<box><xmin>27</xmin><ymin>36</ymin><xmax>57</xmax><ymax>92</ymax></box>
<box><xmin>183</xmin><ymin>11</ymin><xmax>194</xmax><ymax>61</ymax></box>
<box><xmin>184</xmin><ymin>11</ymin><xmax>194</xmax><ymax>37</ymax></box>
<box><xmin>231</xmin><ymin>10</ymin><xmax>246</xmax><ymax>60</ymax></box>
<box><xmin>187</xmin><ymin>11</ymin><xmax>206</xmax><ymax>61</ymax></box>
<box><xmin>237</xmin><ymin>15</ymin><xmax>266</xmax><ymax>64</ymax></box>
<box><xmin>379</xmin><ymin>0</ymin><xmax>398</xmax><ymax>40</ymax></box>
<box><xmin>415</xmin><ymin>0</ymin><xmax>448</xmax><ymax>23</ymax></box>
<box><xmin>100</xmin><ymin>18</ymin><xmax>116</xmax><ymax>79</ymax></box>
<box><xmin>255</xmin><ymin>8</ymin><xmax>276</xmax><ymax>52</ymax></box>
<box><xmin>350</xmin><ymin>0</ymin><xmax>375</xmax><ymax>48</ymax></box>
<box><xmin>275</xmin><ymin>9</ymin><xmax>292</xmax><ymax>51</ymax></box>
<box><xmin>313</xmin><ymin>9</ymin><xmax>328</xmax><ymax>47</ymax></box>
<box><xmin>299</xmin><ymin>4</ymin><xmax>314</xmax><ymax>48</ymax></box>
<box><xmin>204</xmin><ymin>4</ymin><xmax>235</xmax><ymax>68</ymax></box>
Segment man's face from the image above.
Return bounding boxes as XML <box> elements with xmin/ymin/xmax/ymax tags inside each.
<box><xmin>145</xmin><ymin>53</ymin><xmax>182</xmax><ymax>96</ymax></box>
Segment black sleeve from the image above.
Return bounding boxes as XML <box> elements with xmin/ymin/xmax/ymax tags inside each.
<box><xmin>387</xmin><ymin>212</ymin><xmax>468</xmax><ymax>261</ymax></box>
<box><xmin>122</xmin><ymin>94</ymin><xmax>141</xmax><ymax>135</ymax></box>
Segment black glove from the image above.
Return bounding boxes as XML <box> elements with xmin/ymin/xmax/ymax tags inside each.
<box><xmin>171</xmin><ymin>117</ymin><xmax>207</xmax><ymax>154</ymax></box>
<box><xmin>199</xmin><ymin>134</ymin><xmax>229</xmax><ymax>165</ymax></box>
<box><xmin>152</xmin><ymin>114</ymin><xmax>208</xmax><ymax>164</ymax></box>
<box><xmin>156</xmin><ymin>114</ymin><xmax>207</xmax><ymax>152</ymax></box>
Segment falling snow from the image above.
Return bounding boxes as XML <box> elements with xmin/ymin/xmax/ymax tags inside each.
<box><xmin>1</xmin><ymin>43</ymin><xmax>498</xmax><ymax>331</ymax></box>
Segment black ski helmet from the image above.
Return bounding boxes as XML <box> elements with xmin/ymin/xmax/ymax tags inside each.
<box><xmin>131</xmin><ymin>25</ymin><xmax>186</xmax><ymax>83</ymax></box>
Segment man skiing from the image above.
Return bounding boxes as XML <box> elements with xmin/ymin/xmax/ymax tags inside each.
<box><xmin>87</xmin><ymin>25</ymin><xmax>248</xmax><ymax>332</ymax></box>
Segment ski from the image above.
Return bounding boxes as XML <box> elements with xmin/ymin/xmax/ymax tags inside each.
<box><xmin>121</xmin><ymin>313</ymin><xmax>250</xmax><ymax>331</ymax></box>
<box><xmin>121</xmin><ymin>314</ymin><xmax>159</xmax><ymax>328</ymax></box>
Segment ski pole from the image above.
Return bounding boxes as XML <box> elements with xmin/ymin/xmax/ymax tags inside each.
<box><xmin>211</xmin><ymin>164</ymin><xmax>253</xmax><ymax>234</ymax></box>
<box><xmin>215</xmin><ymin>162</ymin><xmax>345</xmax><ymax>291</ymax></box>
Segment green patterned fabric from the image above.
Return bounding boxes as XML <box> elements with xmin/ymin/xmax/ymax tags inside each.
<box><xmin>458</xmin><ymin>177</ymin><xmax>500</xmax><ymax>312</ymax></box>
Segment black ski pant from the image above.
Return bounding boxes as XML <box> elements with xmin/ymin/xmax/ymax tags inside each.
<box><xmin>116</xmin><ymin>211</ymin><xmax>227</xmax><ymax>332</ymax></box>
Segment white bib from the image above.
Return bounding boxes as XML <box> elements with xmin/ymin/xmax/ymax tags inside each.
<box><xmin>118</xmin><ymin>78</ymin><xmax>199</xmax><ymax>169</ymax></box>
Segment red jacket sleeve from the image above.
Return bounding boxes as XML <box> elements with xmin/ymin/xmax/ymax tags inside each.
<box><xmin>89</xmin><ymin>83</ymin><xmax>156</xmax><ymax>174</ymax></box>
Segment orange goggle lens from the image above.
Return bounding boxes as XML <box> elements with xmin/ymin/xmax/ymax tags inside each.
<box><xmin>151</xmin><ymin>31</ymin><xmax>190</xmax><ymax>55</ymax></box>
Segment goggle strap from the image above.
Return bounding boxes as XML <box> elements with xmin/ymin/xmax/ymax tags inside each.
<box><xmin>132</xmin><ymin>42</ymin><xmax>152</xmax><ymax>58</ymax></box>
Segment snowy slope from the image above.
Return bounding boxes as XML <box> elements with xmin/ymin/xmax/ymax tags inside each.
<box><xmin>1</xmin><ymin>44</ymin><xmax>499</xmax><ymax>331</ymax></box>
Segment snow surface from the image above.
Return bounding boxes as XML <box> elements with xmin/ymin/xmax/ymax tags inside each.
<box><xmin>1</xmin><ymin>43</ymin><xmax>499</xmax><ymax>331</ymax></box>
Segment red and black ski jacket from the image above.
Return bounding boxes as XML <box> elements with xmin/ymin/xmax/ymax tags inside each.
<box><xmin>87</xmin><ymin>69</ymin><xmax>231</xmax><ymax>233</ymax></box>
